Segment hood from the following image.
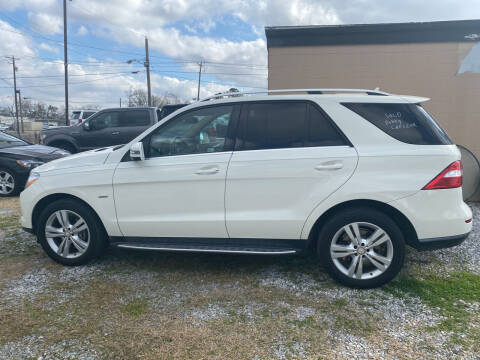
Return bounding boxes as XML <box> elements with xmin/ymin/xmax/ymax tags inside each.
<box><xmin>0</xmin><ymin>144</ymin><xmax>70</xmax><ymax>160</ymax></box>
<box><xmin>35</xmin><ymin>146</ymin><xmax>115</xmax><ymax>173</ymax></box>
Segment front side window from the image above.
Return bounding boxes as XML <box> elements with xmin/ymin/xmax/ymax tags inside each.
<box><xmin>147</xmin><ymin>105</ymin><xmax>233</xmax><ymax>158</ymax></box>
<box><xmin>342</xmin><ymin>103</ymin><xmax>451</xmax><ymax>145</ymax></box>
<box><xmin>120</xmin><ymin>110</ymin><xmax>149</xmax><ymax>126</ymax></box>
<box><xmin>90</xmin><ymin>112</ymin><xmax>119</xmax><ymax>130</ymax></box>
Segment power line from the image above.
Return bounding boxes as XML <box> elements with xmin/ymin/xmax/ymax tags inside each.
<box><xmin>0</xmin><ymin>71</ymin><xmax>142</xmax><ymax>80</ymax></box>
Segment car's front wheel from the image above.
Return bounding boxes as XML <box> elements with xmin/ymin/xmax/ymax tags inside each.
<box><xmin>317</xmin><ymin>208</ymin><xmax>405</xmax><ymax>288</ymax></box>
<box><xmin>0</xmin><ymin>168</ymin><xmax>19</xmax><ymax>197</ymax></box>
<box><xmin>36</xmin><ymin>199</ymin><xmax>107</xmax><ymax>265</ymax></box>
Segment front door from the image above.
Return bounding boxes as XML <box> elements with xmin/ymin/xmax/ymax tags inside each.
<box><xmin>113</xmin><ymin>104</ymin><xmax>239</xmax><ymax>238</ymax></box>
<box><xmin>77</xmin><ymin>111</ymin><xmax>123</xmax><ymax>150</ymax></box>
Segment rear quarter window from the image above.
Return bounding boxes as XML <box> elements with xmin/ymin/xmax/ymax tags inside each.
<box><xmin>342</xmin><ymin>103</ymin><xmax>451</xmax><ymax>145</ymax></box>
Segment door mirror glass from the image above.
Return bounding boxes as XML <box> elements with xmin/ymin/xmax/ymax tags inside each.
<box><xmin>82</xmin><ymin>121</ymin><xmax>90</xmax><ymax>131</ymax></box>
<box><xmin>130</xmin><ymin>142</ymin><xmax>145</xmax><ymax>161</ymax></box>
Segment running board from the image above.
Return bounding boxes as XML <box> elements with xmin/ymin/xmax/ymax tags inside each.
<box><xmin>110</xmin><ymin>237</ymin><xmax>306</xmax><ymax>255</ymax></box>
<box><xmin>115</xmin><ymin>243</ymin><xmax>298</xmax><ymax>255</ymax></box>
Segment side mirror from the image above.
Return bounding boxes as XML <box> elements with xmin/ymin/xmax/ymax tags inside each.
<box><xmin>82</xmin><ymin>121</ymin><xmax>90</xmax><ymax>131</ymax></box>
<box><xmin>130</xmin><ymin>142</ymin><xmax>145</xmax><ymax>161</ymax></box>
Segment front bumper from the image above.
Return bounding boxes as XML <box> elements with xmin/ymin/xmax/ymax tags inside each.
<box><xmin>410</xmin><ymin>232</ymin><xmax>469</xmax><ymax>251</ymax></box>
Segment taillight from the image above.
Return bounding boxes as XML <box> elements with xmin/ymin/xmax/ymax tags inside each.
<box><xmin>423</xmin><ymin>161</ymin><xmax>462</xmax><ymax>190</ymax></box>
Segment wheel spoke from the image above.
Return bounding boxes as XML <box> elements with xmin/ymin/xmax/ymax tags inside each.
<box><xmin>366</xmin><ymin>251</ymin><xmax>391</xmax><ymax>271</ymax></box>
<box><xmin>347</xmin><ymin>255</ymin><xmax>360</xmax><ymax>277</ymax></box>
<box><xmin>367</xmin><ymin>234</ymin><xmax>389</xmax><ymax>249</ymax></box>
<box><xmin>71</xmin><ymin>218</ymin><xmax>87</xmax><ymax>233</ymax></box>
<box><xmin>343</xmin><ymin>224</ymin><xmax>360</xmax><ymax>246</ymax></box>
<box><xmin>331</xmin><ymin>244</ymin><xmax>356</xmax><ymax>258</ymax></box>
<box><xmin>45</xmin><ymin>225</ymin><xmax>64</xmax><ymax>238</ymax></box>
<box><xmin>70</xmin><ymin>235</ymin><xmax>88</xmax><ymax>252</ymax></box>
<box><xmin>57</xmin><ymin>238</ymin><xmax>67</xmax><ymax>255</ymax></box>
<box><xmin>355</xmin><ymin>255</ymin><xmax>364</xmax><ymax>279</ymax></box>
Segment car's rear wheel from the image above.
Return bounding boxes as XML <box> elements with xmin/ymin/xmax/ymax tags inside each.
<box><xmin>317</xmin><ymin>208</ymin><xmax>405</xmax><ymax>288</ymax></box>
<box><xmin>0</xmin><ymin>168</ymin><xmax>19</xmax><ymax>197</ymax></box>
<box><xmin>36</xmin><ymin>199</ymin><xmax>106</xmax><ymax>265</ymax></box>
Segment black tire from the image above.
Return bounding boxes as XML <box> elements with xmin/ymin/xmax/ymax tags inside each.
<box><xmin>0</xmin><ymin>168</ymin><xmax>21</xmax><ymax>197</ymax></box>
<box><xmin>50</xmin><ymin>141</ymin><xmax>77</xmax><ymax>154</ymax></box>
<box><xmin>36</xmin><ymin>199</ymin><xmax>107</xmax><ymax>266</ymax></box>
<box><xmin>317</xmin><ymin>207</ymin><xmax>405</xmax><ymax>288</ymax></box>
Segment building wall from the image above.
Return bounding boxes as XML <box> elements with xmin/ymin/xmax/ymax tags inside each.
<box><xmin>268</xmin><ymin>42</ymin><xmax>480</xmax><ymax>159</ymax></box>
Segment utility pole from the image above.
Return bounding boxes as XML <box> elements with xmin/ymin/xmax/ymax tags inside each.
<box><xmin>197</xmin><ymin>61</ymin><xmax>203</xmax><ymax>101</ymax></box>
<box><xmin>16</xmin><ymin>89</ymin><xmax>24</xmax><ymax>133</ymax></box>
<box><xmin>63</xmin><ymin>0</ymin><xmax>69</xmax><ymax>126</ymax></box>
<box><xmin>10</xmin><ymin>57</ymin><xmax>19</xmax><ymax>136</ymax></box>
<box><xmin>119</xmin><ymin>98</ymin><xmax>122</xmax><ymax>108</ymax></box>
<box><xmin>144</xmin><ymin>37</ymin><xmax>152</xmax><ymax>106</ymax></box>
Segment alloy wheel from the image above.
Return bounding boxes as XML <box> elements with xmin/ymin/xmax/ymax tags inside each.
<box><xmin>330</xmin><ymin>222</ymin><xmax>394</xmax><ymax>280</ymax></box>
<box><xmin>0</xmin><ymin>171</ymin><xmax>14</xmax><ymax>195</ymax></box>
<box><xmin>45</xmin><ymin>210</ymin><xmax>90</xmax><ymax>258</ymax></box>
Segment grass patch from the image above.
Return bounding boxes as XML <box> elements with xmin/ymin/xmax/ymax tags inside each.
<box><xmin>123</xmin><ymin>298</ymin><xmax>148</xmax><ymax>317</ymax></box>
<box><xmin>386</xmin><ymin>272</ymin><xmax>480</xmax><ymax>332</ymax></box>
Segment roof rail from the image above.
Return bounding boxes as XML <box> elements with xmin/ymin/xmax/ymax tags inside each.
<box><xmin>200</xmin><ymin>88</ymin><xmax>390</xmax><ymax>102</ymax></box>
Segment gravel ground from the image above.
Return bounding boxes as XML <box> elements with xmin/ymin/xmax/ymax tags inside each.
<box><xmin>0</xmin><ymin>198</ymin><xmax>479</xmax><ymax>359</ymax></box>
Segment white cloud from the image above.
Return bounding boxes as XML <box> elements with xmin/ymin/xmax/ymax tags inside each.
<box><xmin>39</xmin><ymin>42</ymin><xmax>59</xmax><ymax>53</ymax></box>
<box><xmin>28</xmin><ymin>11</ymin><xmax>63</xmax><ymax>35</ymax></box>
<box><xmin>77</xmin><ymin>25</ymin><xmax>88</xmax><ymax>36</ymax></box>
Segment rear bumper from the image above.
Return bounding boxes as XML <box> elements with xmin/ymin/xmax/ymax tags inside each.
<box><xmin>411</xmin><ymin>232</ymin><xmax>469</xmax><ymax>251</ymax></box>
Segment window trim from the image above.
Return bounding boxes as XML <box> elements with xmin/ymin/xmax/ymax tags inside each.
<box><xmin>233</xmin><ymin>100</ymin><xmax>352</xmax><ymax>152</ymax></box>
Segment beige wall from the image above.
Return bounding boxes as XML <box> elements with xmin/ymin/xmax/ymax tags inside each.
<box><xmin>268</xmin><ymin>42</ymin><xmax>480</xmax><ymax>159</ymax></box>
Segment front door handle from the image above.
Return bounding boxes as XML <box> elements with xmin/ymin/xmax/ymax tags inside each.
<box><xmin>111</xmin><ymin>131</ymin><xmax>120</xmax><ymax>135</ymax></box>
<box><xmin>195</xmin><ymin>167</ymin><xmax>220</xmax><ymax>175</ymax></box>
<box><xmin>315</xmin><ymin>162</ymin><xmax>343</xmax><ymax>171</ymax></box>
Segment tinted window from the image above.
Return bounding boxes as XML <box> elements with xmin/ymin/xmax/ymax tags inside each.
<box><xmin>83</xmin><ymin>112</ymin><xmax>95</xmax><ymax>119</ymax></box>
<box><xmin>342</xmin><ymin>103</ymin><xmax>451</xmax><ymax>145</ymax></box>
<box><xmin>307</xmin><ymin>104</ymin><xmax>347</xmax><ymax>147</ymax></box>
<box><xmin>237</xmin><ymin>102</ymin><xmax>306</xmax><ymax>150</ymax></box>
<box><xmin>236</xmin><ymin>102</ymin><xmax>347</xmax><ymax>151</ymax></box>
<box><xmin>120</xmin><ymin>110</ymin><xmax>149</xmax><ymax>126</ymax></box>
<box><xmin>147</xmin><ymin>105</ymin><xmax>233</xmax><ymax>158</ymax></box>
<box><xmin>91</xmin><ymin>112</ymin><xmax>119</xmax><ymax>130</ymax></box>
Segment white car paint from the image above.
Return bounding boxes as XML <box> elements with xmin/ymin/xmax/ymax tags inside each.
<box><xmin>20</xmin><ymin>92</ymin><xmax>472</xmax><ymax>247</ymax></box>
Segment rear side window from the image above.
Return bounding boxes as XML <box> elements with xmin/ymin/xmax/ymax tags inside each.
<box><xmin>236</xmin><ymin>102</ymin><xmax>348</xmax><ymax>151</ymax></box>
<box><xmin>342</xmin><ymin>103</ymin><xmax>451</xmax><ymax>145</ymax></box>
<box><xmin>120</xmin><ymin>110</ymin><xmax>150</xmax><ymax>126</ymax></box>
<box><xmin>307</xmin><ymin>104</ymin><xmax>347</xmax><ymax>147</ymax></box>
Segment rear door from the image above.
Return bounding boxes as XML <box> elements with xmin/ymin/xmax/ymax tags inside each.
<box><xmin>225</xmin><ymin>101</ymin><xmax>358</xmax><ymax>239</ymax></box>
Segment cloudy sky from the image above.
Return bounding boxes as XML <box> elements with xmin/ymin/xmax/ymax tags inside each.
<box><xmin>0</xmin><ymin>0</ymin><xmax>480</xmax><ymax>111</ymax></box>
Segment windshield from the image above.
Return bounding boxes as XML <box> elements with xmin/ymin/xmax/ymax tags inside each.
<box><xmin>0</xmin><ymin>132</ymin><xmax>28</xmax><ymax>149</ymax></box>
<box><xmin>71</xmin><ymin>112</ymin><xmax>81</xmax><ymax>120</ymax></box>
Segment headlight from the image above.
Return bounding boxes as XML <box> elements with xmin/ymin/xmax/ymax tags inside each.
<box><xmin>25</xmin><ymin>172</ymin><xmax>40</xmax><ymax>188</ymax></box>
<box><xmin>16</xmin><ymin>160</ymin><xmax>44</xmax><ymax>169</ymax></box>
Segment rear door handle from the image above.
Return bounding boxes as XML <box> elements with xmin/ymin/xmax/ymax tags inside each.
<box><xmin>315</xmin><ymin>162</ymin><xmax>343</xmax><ymax>171</ymax></box>
<box><xmin>195</xmin><ymin>167</ymin><xmax>220</xmax><ymax>175</ymax></box>
<box><xmin>111</xmin><ymin>131</ymin><xmax>120</xmax><ymax>135</ymax></box>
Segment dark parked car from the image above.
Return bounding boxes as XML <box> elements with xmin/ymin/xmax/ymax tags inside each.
<box><xmin>0</xmin><ymin>132</ymin><xmax>70</xmax><ymax>197</ymax></box>
<box><xmin>39</xmin><ymin>107</ymin><xmax>160</xmax><ymax>153</ymax></box>
<box><xmin>158</xmin><ymin>104</ymin><xmax>188</xmax><ymax>120</ymax></box>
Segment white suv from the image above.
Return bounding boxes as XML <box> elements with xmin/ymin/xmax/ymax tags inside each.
<box><xmin>20</xmin><ymin>89</ymin><xmax>472</xmax><ymax>288</ymax></box>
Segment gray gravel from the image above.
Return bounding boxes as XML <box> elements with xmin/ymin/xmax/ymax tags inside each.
<box><xmin>1</xmin><ymin>203</ymin><xmax>480</xmax><ymax>359</ymax></box>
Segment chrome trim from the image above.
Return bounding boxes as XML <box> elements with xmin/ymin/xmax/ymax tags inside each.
<box><xmin>116</xmin><ymin>244</ymin><xmax>297</xmax><ymax>255</ymax></box>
